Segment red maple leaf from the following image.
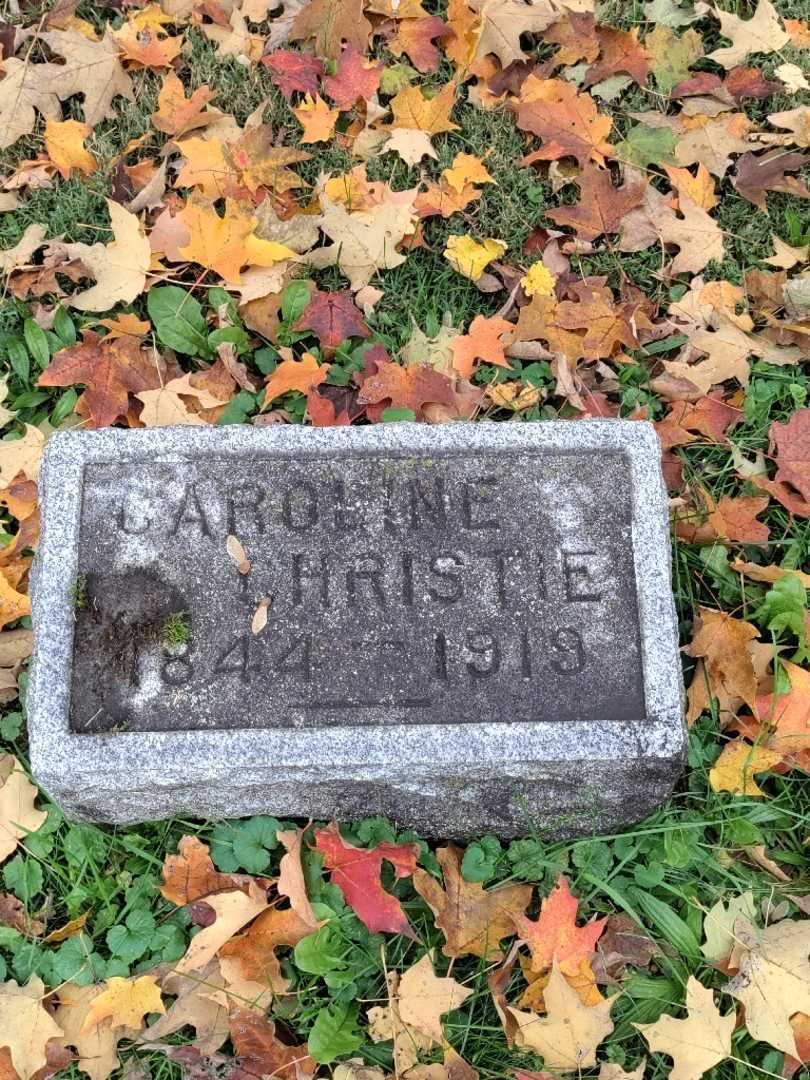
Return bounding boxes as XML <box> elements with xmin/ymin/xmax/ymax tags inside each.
<box><xmin>294</xmin><ymin>288</ymin><xmax>370</xmax><ymax>350</ymax></box>
<box><xmin>313</xmin><ymin>822</ymin><xmax>420</xmax><ymax>938</ymax></box>
<box><xmin>512</xmin><ymin>874</ymin><xmax>607</xmax><ymax>974</ymax></box>
<box><xmin>323</xmin><ymin>44</ymin><xmax>383</xmax><ymax>110</ymax></box>
<box><xmin>261</xmin><ymin>50</ymin><xmax>324</xmax><ymax>99</ymax></box>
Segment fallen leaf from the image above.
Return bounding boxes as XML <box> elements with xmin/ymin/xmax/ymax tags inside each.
<box><xmin>82</xmin><ymin>976</ymin><xmax>165</xmax><ymax>1033</ymax></box>
<box><xmin>41</xmin><ymin>28</ymin><xmax>135</xmax><ymax>126</ymax></box>
<box><xmin>0</xmin><ymin>426</ymin><xmax>45</xmax><ymax>488</ymax></box>
<box><xmin>294</xmin><ymin>289</ymin><xmax>370</xmax><ymax>350</ymax></box>
<box><xmin>546</xmin><ymin>164</ymin><xmax>645</xmax><ymax>241</ymax></box>
<box><xmin>709</xmin><ymin>739</ymin><xmax>783</xmax><ymax>797</ymax></box>
<box><xmin>262</xmin><ymin>50</ymin><xmax>324</xmax><ymax>99</ymax></box>
<box><xmin>38</xmin><ymin>332</ymin><xmax>157</xmax><ymax>428</ymax></box>
<box><xmin>313</xmin><ymin>821</ymin><xmax>420</xmax><ymax>938</ymax></box>
<box><xmin>701</xmin><ymin>892</ymin><xmax>757</xmax><ymax>964</ymax></box>
<box><xmin>174</xmin><ymin>882</ymin><xmax>269</xmax><ymax>974</ymax></box>
<box><xmin>0</xmin><ymin>755</ymin><xmax>46</xmax><ymax>861</ymax></box>
<box><xmin>0</xmin><ymin>976</ymin><xmax>64</xmax><ymax>1080</ymax></box>
<box><xmin>708</xmin><ymin>0</ymin><xmax>790</xmax><ymax>69</ymax></box>
<box><xmin>229</xmin><ymin>1008</ymin><xmax>315</xmax><ymax>1080</ymax></box>
<box><xmin>583</xmin><ymin>26</ymin><xmax>650</xmax><ymax>88</ymax></box>
<box><xmin>397</xmin><ymin>952</ymin><xmax>474</xmax><ymax>1042</ymax></box>
<box><xmin>390</xmin><ymin>16</ymin><xmax>448</xmax><ymax>73</ymax></box>
<box><xmin>0</xmin><ymin>225</ymin><xmax>48</xmax><ymax>275</ymax></box>
<box><xmin>277</xmin><ymin>827</ymin><xmax>319</xmax><ymax>928</ymax></box>
<box><xmin>413</xmin><ymin>844</ymin><xmax>532</xmax><ymax>960</ymax></box>
<box><xmin>179</xmin><ymin>200</ymin><xmax>295</xmax><ymax>284</ymax></box>
<box><xmin>635</xmin><ymin>976</ymin><xmax>735</xmax><ymax>1080</ymax></box>
<box><xmin>323</xmin><ymin>44</ymin><xmax>383</xmax><ymax>107</ymax></box>
<box><xmin>470</xmin><ymin>0</ymin><xmax>558</xmax><ymax>67</ymax></box>
<box><xmin>264</xmin><ymin>352</ymin><xmax>330</xmax><ymax>404</ymax></box>
<box><xmin>389</xmin><ymin>80</ymin><xmax>459</xmax><ymax>136</ymax></box>
<box><xmin>290</xmin><ymin>0</ymin><xmax>372</xmax><ymax>60</ymax></box>
<box><xmin>768</xmin><ymin>409</ymin><xmax>810</xmax><ymax>501</ymax></box>
<box><xmin>664</xmin><ymin>163</ymin><xmax>719</xmax><ymax>210</ymax></box>
<box><xmin>293</xmin><ymin>94</ymin><xmax>339</xmax><ymax>143</ymax></box>
<box><xmin>513</xmin><ymin>874</ymin><xmax>607</xmax><ymax>976</ymax></box>
<box><xmin>443</xmin><ymin>235</ymin><xmax>506</xmax><ymax>281</ymax></box>
<box><xmin>142</xmin><ymin>965</ymin><xmax>229</xmax><ymax>1056</ymax></box>
<box><xmin>684</xmin><ymin>608</ymin><xmax>760</xmax><ymax>713</ymax></box>
<box><xmin>507</xmin><ymin>962</ymin><xmax>615</xmax><ymax>1072</ymax></box>
<box><xmin>516</xmin><ymin>77</ymin><xmax>614</xmax><ymax>168</ymax></box>
<box><xmin>450</xmin><ymin>315</ymin><xmax>513</xmax><ymax>378</ymax></box>
<box><xmin>160</xmin><ymin>835</ymin><xmax>251</xmax><ymax>906</ymax></box>
<box><xmin>0</xmin><ymin>891</ymin><xmax>43</xmax><ymax>937</ymax></box>
<box><xmin>734</xmin><ymin>150</ymin><xmax>810</xmax><ymax>209</ymax></box>
<box><xmin>43</xmin><ymin>119</ymin><xmax>96</xmax><ymax>180</ymax></box>
<box><xmin>58</xmin><ymin>200</ymin><xmax>149</xmax><ymax>311</ymax></box>
<box><xmin>307</xmin><ymin>193</ymin><xmax>418</xmax><ymax>290</ymax></box>
<box><xmin>151</xmin><ymin>71</ymin><xmax>221</xmax><ymax>135</ymax></box>
<box><xmin>725</xmin><ymin>918</ymin><xmax>810</xmax><ymax>1056</ymax></box>
<box><xmin>355</xmin><ymin>352</ymin><xmax>456</xmax><ymax>421</ymax></box>
<box><xmin>55</xmin><ymin>983</ymin><xmax>123</xmax><ymax>1080</ymax></box>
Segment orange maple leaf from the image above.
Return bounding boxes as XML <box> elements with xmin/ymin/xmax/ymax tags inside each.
<box><xmin>451</xmin><ymin>315</ymin><xmax>514</xmax><ymax>379</ymax></box>
<box><xmin>264</xmin><ymin>352</ymin><xmax>330</xmax><ymax>405</ymax></box>
<box><xmin>512</xmin><ymin>874</ymin><xmax>607</xmax><ymax>975</ymax></box>
<box><xmin>515</xmin><ymin>77</ymin><xmax>613</xmax><ymax>168</ymax></box>
<box><xmin>178</xmin><ymin>200</ymin><xmax>294</xmax><ymax>283</ymax></box>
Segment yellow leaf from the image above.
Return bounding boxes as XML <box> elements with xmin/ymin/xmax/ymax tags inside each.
<box><xmin>55</xmin><ymin>982</ymin><xmax>124</xmax><ymax>1080</ymax></box>
<box><xmin>396</xmin><ymin>953</ymin><xmax>474</xmax><ymax>1043</ymax></box>
<box><xmin>82</xmin><ymin>976</ymin><xmax>165</xmax><ymax>1033</ymax></box>
<box><xmin>725</xmin><ymin>918</ymin><xmax>810</xmax><ymax>1057</ymax></box>
<box><xmin>0</xmin><ymin>754</ymin><xmax>46</xmax><ymax>864</ymax></box>
<box><xmin>264</xmin><ymin>351</ymin><xmax>330</xmax><ymax>404</ymax></box>
<box><xmin>0</xmin><ymin>976</ymin><xmax>64</xmax><ymax>1080</ymax></box>
<box><xmin>0</xmin><ymin>424</ymin><xmax>45</xmax><ymax>489</ymax></box>
<box><xmin>178</xmin><ymin>200</ymin><xmax>294</xmax><ymax>283</ymax></box>
<box><xmin>442</xmin><ymin>151</ymin><xmax>493</xmax><ymax>194</ymax></box>
<box><xmin>175</xmin><ymin>137</ymin><xmax>238</xmax><ymax>199</ymax></box>
<box><xmin>44</xmin><ymin>118</ymin><xmax>96</xmax><ymax>180</ymax></box>
<box><xmin>0</xmin><ymin>572</ymin><xmax>30</xmax><ymax>632</ymax></box>
<box><xmin>507</xmin><ymin>962</ymin><xmax>615</xmax><ymax>1072</ymax></box>
<box><xmin>60</xmin><ymin>200</ymin><xmax>150</xmax><ymax>312</ymax></box>
<box><xmin>708</xmin><ymin>739</ymin><xmax>783</xmax><ymax>797</ymax></box>
<box><xmin>521</xmin><ymin>261</ymin><xmax>556</xmax><ymax>297</ymax></box>
<box><xmin>663</xmin><ymin>163</ymin><xmax>718</xmax><ymax>211</ymax></box>
<box><xmin>635</xmin><ymin>976</ymin><xmax>736</xmax><ymax>1080</ymax></box>
<box><xmin>443</xmin><ymin>234</ymin><xmax>506</xmax><ymax>281</ymax></box>
<box><xmin>293</xmin><ymin>93</ymin><xmax>339</xmax><ymax>144</ymax></box>
<box><xmin>389</xmin><ymin>81</ymin><xmax>459</xmax><ymax>135</ymax></box>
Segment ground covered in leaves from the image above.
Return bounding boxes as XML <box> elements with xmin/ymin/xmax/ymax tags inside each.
<box><xmin>1</xmin><ymin>0</ymin><xmax>810</xmax><ymax>1078</ymax></box>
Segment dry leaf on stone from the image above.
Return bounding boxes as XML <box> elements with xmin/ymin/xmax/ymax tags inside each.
<box><xmin>0</xmin><ymin>976</ymin><xmax>64</xmax><ymax>1080</ymax></box>
<box><xmin>635</xmin><ymin>976</ymin><xmax>735</xmax><ymax>1080</ymax></box>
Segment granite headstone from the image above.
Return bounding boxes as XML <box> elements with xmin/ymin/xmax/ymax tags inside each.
<box><xmin>29</xmin><ymin>421</ymin><xmax>685</xmax><ymax>836</ymax></box>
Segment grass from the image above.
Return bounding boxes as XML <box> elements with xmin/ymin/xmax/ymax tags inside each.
<box><xmin>1</xmin><ymin>0</ymin><xmax>810</xmax><ymax>1078</ymax></box>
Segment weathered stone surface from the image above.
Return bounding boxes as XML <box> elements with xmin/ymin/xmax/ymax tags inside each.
<box><xmin>29</xmin><ymin>421</ymin><xmax>684</xmax><ymax>836</ymax></box>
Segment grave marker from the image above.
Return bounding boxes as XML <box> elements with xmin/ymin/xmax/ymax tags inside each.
<box><xmin>29</xmin><ymin>422</ymin><xmax>684</xmax><ymax>836</ymax></box>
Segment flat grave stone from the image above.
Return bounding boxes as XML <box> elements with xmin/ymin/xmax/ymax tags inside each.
<box><xmin>29</xmin><ymin>421</ymin><xmax>685</xmax><ymax>836</ymax></box>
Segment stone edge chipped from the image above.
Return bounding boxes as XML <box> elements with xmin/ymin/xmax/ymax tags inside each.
<box><xmin>28</xmin><ymin>420</ymin><xmax>685</xmax><ymax>825</ymax></box>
